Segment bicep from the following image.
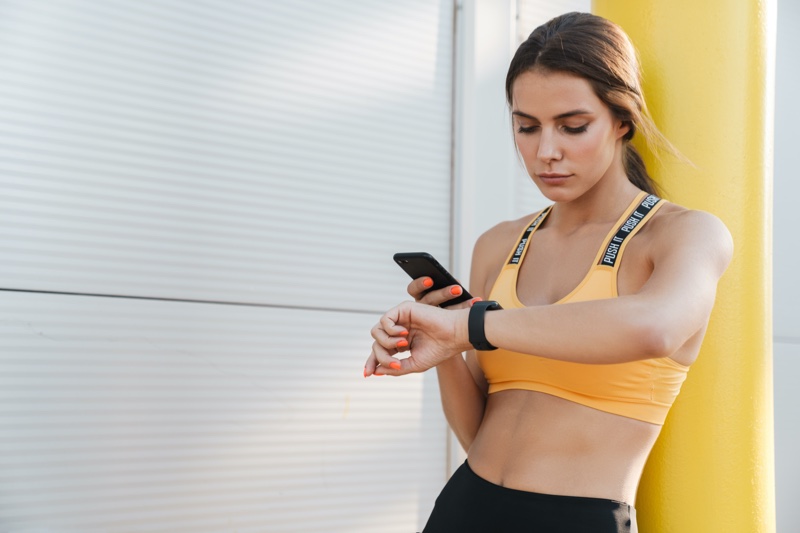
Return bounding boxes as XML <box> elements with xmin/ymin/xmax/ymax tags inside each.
<box><xmin>636</xmin><ymin>211</ymin><xmax>733</xmax><ymax>343</ymax></box>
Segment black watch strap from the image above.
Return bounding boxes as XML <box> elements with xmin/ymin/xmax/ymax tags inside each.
<box><xmin>468</xmin><ymin>300</ymin><xmax>502</xmax><ymax>351</ymax></box>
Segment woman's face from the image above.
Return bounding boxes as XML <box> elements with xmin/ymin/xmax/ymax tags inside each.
<box><xmin>511</xmin><ymin>69</ymin><xmax>630</xmax><ymax>203</ymax></box>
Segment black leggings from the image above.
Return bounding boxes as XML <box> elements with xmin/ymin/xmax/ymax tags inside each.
<box><xmin>422</xmin><ymin>461</ymin><xmax>637</xmax><ymax>533</ymax></box>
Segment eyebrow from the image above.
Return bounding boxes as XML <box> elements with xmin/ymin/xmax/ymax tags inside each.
<box><xmin>511</xmin><ymin>109</ymin><xmax>593</xmax><ymax>121</ymax></box>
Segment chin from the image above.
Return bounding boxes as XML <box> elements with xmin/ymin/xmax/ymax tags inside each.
<box><xmin>534</xmin><ymin>184</ymin><xmax>581</xmax><ymax>204</ymax></box>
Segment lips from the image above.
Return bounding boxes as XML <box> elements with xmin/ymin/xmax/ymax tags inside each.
<box><xmin>536</xmin><ymin>172</ymin><xmax>572</xmax><ymax>184</ymax></box>
<box><xmin>537</xmin><ymin>172</ymin><xmax>571</xmax><ymax>179</ymax></box>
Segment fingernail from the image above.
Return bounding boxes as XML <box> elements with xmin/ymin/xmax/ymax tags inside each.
<box><xmin>450</xmin><ymin>286</ymin><xmax>462</xmax><ymax>296</ymax></box>
<box><xmin>470</xmin><ymin>297</ymin><xmax>483</xmax><ymax>306</ymax></box>
<box><xmin>400</xmin><ymin>330</ymin><xmax>409</xmax><ymax>336</ymax></box>
<box><xmin>389</xmin><ymin>361</ymin><xmax>402</xmax><ymax>370</ymax></box>
<box><xmin>374</xmin><ymin>370</ymin><xmax>384</xmax><ymax>376</ymax></box>
<box><xmin>364</xmin><ymin>368</ymin><xmax>368</xmax><ymax>378</ymax></box>
<box><xmin>396</xmin><ymin>339</ymin><xmax>409</xmax><ymax>348</ymax></box>
<box><xmin>422</xmin><ymin>278</ymin><xmax>434</xmax><ymax>288</ymax></box>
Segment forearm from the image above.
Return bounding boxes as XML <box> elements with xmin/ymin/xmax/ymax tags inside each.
<box><xmin>435</xmin><ymin>354</ymin><xmax>486</xmax><ymax>451</ymax></box>
<box><xmin>483</xmin><ymin>295</ymin><xmax>695</xmax><ymax>364</ymax></box>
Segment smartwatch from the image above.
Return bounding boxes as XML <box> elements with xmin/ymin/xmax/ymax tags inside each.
<box><xmin>468</xmin><ymin>300</ymin><xmax>502</xmax><ymax>351</ymax></box>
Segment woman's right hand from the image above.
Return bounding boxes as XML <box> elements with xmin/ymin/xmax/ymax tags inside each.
<box><xmin>408</xmin><ymin>277</ymin><xmax>473</xmax><ymax>308</ymax></box>
<box><xmin>365</xmin><ymin>301</ymin><xmax>472</xmax><ymax>377</ymax></box>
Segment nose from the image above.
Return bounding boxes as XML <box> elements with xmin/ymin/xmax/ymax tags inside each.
<box><xmin>537</xmin><ymin>128</ymin><xmax>562</xmax><ymax>163</ymax></box>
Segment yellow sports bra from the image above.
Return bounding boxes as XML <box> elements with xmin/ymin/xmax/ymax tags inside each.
<box><xmin>477</xmin><ymin>191</ymin><xmax>689</xmax><ymax>425</ymax></box>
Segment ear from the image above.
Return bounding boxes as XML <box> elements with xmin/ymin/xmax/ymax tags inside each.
<box><xmin>616</xmin><ymin>120</ymin><xmax>631</xmax><ymax>140</ymax></box>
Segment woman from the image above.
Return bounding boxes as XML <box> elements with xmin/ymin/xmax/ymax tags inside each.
<box><xmin>364</xmin><ymin>12</ymin><xmax>732</xmax><ymax>533</ymax></box>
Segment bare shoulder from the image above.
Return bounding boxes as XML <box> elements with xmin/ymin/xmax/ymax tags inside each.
<box><xmin>474</xmin><ymin>214</ymin><xmax>532</xmax><ymax>256</ymax></box>
<box><xmin>470</xmin><ymin>212</ymin><xmax>542</xmax><ymax>297</ymax></box>
<box><xmin>647</xmin><ymin>202</ymin><xmax>734</xmax><ymax>275</ymax></box>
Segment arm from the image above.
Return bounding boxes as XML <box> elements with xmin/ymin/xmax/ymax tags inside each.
<box><xmin>368</xmin><ymin>210</ymin><xmax>733</xmax><ymax>373</ymax></box>
<box><xmin>433</xmin><ymin>233</ymin><xmax>497</xmax><ymax>451</ymax></box>
<box><xmin>364</xmin><ymin>225</ymin><xmax>512</xmax><ymax>449</ymax></box>
<box><xmin>434</xmin><ymin>352</ymin><xmax>485</xmax><ymax>451</ymax></box>
<box><xmin>484</xmin><ymin>210</ymin><xmax>733</xmax><ymax>363</ymax></box>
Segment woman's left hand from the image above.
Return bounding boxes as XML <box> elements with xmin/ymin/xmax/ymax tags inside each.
<box><xmin>364</xmin><ymin>301</ymin><xmax>472</xmax><ymax>377</ymax></box>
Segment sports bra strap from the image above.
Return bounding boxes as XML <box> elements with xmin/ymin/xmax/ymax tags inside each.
<box><xmin>598</xmin><ymin>193</ymin><xmax>662</xmax><ymax>268</ymax></box>
<box><xmin>507</xmin><ymin>207</ymin><xmax>551</xmax><ymax>266</ymax></box>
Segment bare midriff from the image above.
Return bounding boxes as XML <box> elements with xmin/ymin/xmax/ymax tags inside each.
<box><xmin>466</xmin><ymin>389</ymin><xmax>662</xmax><ymax>505</ymax></box>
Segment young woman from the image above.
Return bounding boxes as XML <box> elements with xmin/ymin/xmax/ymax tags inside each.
<box><xmin>364</xmin><ymin>12</ymin><xmax>732</xmax><ymax>533</ymax></box>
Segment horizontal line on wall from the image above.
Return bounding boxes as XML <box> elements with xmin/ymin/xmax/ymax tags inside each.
<box><xmin>0</xmin><ymin>288</ymin><xmax>383</xmax><ymax>316</ymax></box>
<box><xmin>775</xmin><ymin>336</ymin><xmax>800</xmax><ymax>345</ymax></box>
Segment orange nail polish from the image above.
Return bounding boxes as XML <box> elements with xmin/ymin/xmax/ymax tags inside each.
<box><xmin>422</xmin><ymin>278</ymin><xmax>434</xmax><ymax>288</ymax></box>
<box><xmin>374</xmin><ymin>371</ymin><xmax>384</xmax><ymax>376</ymax></box>
<box><xmin>389</xmin><ymin>361</ymin><xmax>402</xmax><ymax>370</ymax></box>
<box><xmin>396</xmin><ymin>339</ymin><xmax>409</xmax><ymax>348</ymax></box>
<box><xmin>450</xmin><ymin>286</ymin><xmax>462</xmax><ymax>296</ymax></box>
<box><xmin>470</xmin><ymin>297</ymin><xmax>483</xmax><ymax>306</ymax></box>
<box><xmin>400</xmin><ymin>330</ymin><xmax>409</xmax><ymax>336</ymax></box>
<box><xmin>364</xmin><ymin>368</ymin><xmax>368</xmax><ymax>378</ymax></box>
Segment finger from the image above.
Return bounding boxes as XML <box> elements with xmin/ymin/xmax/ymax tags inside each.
<box><xmin>371</xmin><ymin>322</ymin><xmax>410</xmax><ymax>352</ymax></box>
<box><xmin>365</xmin><ymin>344</ymin><xmax>395</xmax><ymax>377</ymax></box>
<box><xmin>445</xmin><ymin>296</ymin><xmax>483</xmax><ymax>311</ymax></box>
<box><xmin>378</xmin><ymin>312</ymin><xmax>409</xmax><ymax>339</ymax></box>
<box><xmin>371</xmin><ymin>341</ymin><xmax>405</xmax><ymax>375</ymax></box>
<box><xmin>378</xmin><ymin>352</ymin><xmax>416</xmax><ymax>377</ymax></box>
<box><xmin>366</xmin><ymin>303</ymin><xmax>415</xmax><ymax>378</ymax></box>
<box><xmin>407</xmin><ymin>277</ymin><xmax>435</xmax><ymax>300</ymax></box>
<box><xmin>364</xmin><ymin>346</ymin><xmax>379</xmax><ymax>377</ymax></box>
<box><xmin>417</xmin><ymin>285</ymin><xmax>466</xmax><ymax>307</ymax></box>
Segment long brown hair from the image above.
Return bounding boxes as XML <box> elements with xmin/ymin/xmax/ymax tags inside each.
<box><xmin>506</xmin><ymin>12</ymin><xmax>675</xmax><ymax>196</ymax></box>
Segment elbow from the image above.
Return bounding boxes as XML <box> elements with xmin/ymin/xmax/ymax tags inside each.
<box><xmin>455</xmin><ymin>432</ymin><xmax>474</xmax><ymax>453</ymax></box>
<box><xmin>451</xmin><ymin>423</ymin><xmax>480</xmax><ymax>453</ymax></box>
<box><xmin>636</xmin><ymin>319</ymin><xmax>681</xmax><ymax>359</ymax></box>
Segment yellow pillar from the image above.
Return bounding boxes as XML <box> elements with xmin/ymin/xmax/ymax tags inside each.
<box><xmin>592</xmin><ymin>1</ymin><xmax>776</xmax><ymax>532</ymax></box>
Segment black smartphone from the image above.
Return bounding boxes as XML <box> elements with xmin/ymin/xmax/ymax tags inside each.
<box><xmin>393</xmin><ymin>252</ymin><xmax>473</xmax><ymax>308</ymax></box>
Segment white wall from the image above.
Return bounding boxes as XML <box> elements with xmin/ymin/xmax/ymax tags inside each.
<box><xmin>450</xmin><ymin>0</ymin><xmax>590</xmax><ymax>472</ymax></box>
<box><xmin>773</xmin><ymin>0</ymin><xmax>800</xmax><ymax>531</ymax></box>
<box><xmin>453</xmin><ymin>0</ymin><xmax>590</xmax><ymax>287</ymax></box>
<box><xmin>0</xmin><ymin>1</ymin><xmax>455</xmax><ymax>531</ymax></box>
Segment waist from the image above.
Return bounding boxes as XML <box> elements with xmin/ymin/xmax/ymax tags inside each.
<box><xmin>426</xmin><ymin>461</ymin><xmax>636</xmax><ymax>533</ymax></box>
<box><xmin>467</xmin><ymin>389</ymin><xmax>660</xmax><ymax>504</ymax></box>
<box><xmin>459</xmin><ymin>460</ymin><xmax>633</xmax><ymax>508</ymax></box>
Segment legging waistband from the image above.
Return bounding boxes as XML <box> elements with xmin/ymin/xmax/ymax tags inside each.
<box><xmin>422</xmin><ymin>460</ymin><xmax>637</xmax><ymax>533</ymax></box>
<box><xmin>462</xmin><ymin>459</ymin><xmax>631</xmax><ymax>507</ymax></box>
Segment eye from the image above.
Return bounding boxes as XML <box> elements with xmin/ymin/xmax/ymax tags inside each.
<box><xmin>516</xmin><ymin>125</ymin><xmax>540</xmax><ymax>134</ymax></box>
<box><xmin>563</xmin><ymin>124</ymin><xmax>588</xmax><ymax>134</ymax></box>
